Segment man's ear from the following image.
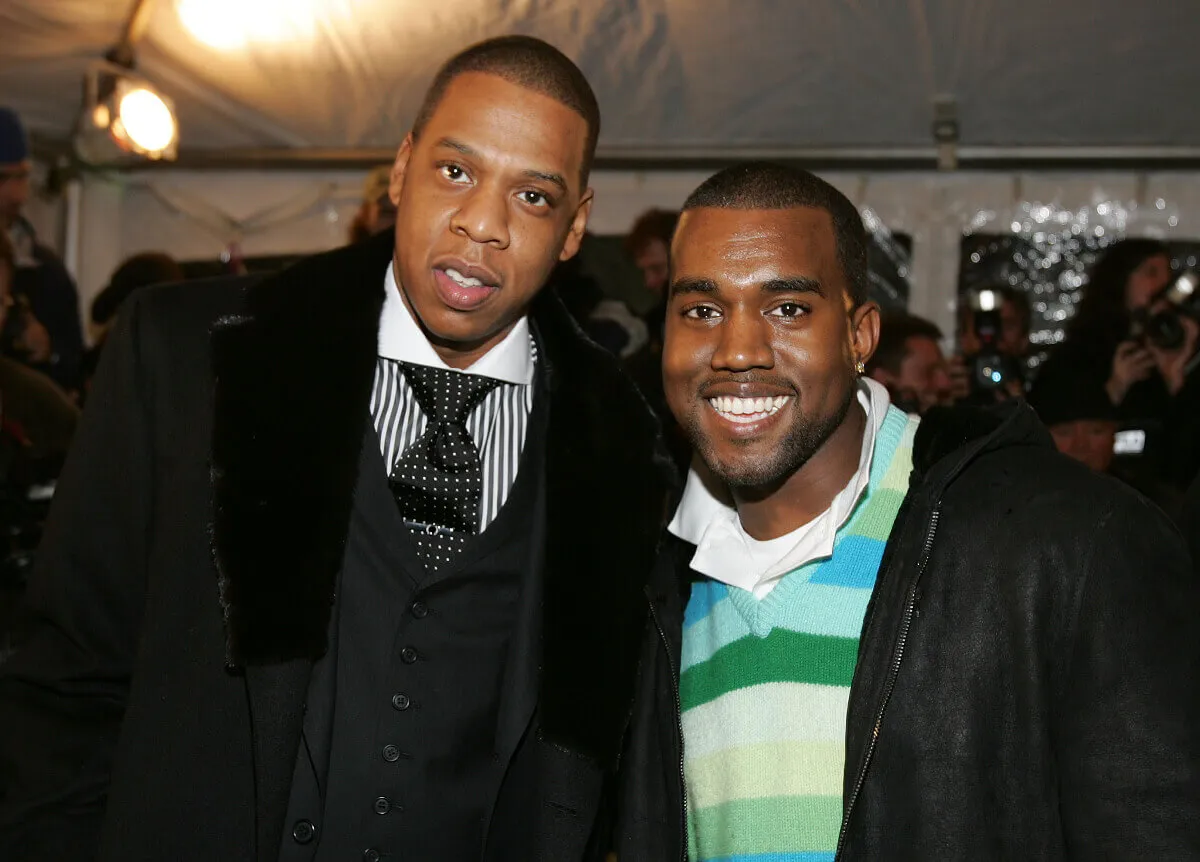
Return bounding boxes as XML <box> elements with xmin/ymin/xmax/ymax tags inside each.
<box><xmin>389</xmin><ymin>134</ymin><xmax>414</xmax><ymax>206</ymax></box>
<box><xmin>559</xmin><ymin>188</ymin><xmax>594</xmax><ymax>262</ymax></box>
<box><xmin>852</xmin><ymin>301</ymin><xmax>881</xmax><ymax>369</ymax></box>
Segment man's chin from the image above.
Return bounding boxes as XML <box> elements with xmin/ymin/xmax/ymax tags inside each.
<box><xmin>692</xmin><ymin>439</ymin><xmax>791</xmax><ymax>491</ymax></box>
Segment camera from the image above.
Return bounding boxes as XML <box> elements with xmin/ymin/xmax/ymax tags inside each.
<box><xmin>967</xmin><ymin>288</ymin><xmax>1019</xmax><ymax>393</ymax></box>
<box><xmin>1130</xmin><ymin>270</ymin><xmax>1200</xmax><ymax>351</ymax></box>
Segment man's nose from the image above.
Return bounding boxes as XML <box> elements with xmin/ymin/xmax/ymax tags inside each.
<box><xmin>711</xmin><ymin>311</ymin><xmax>774</xmax><ymax>372</ymax></box>
<box><xmin>450</xmin><ymin>186</ymin><xmax>511</xmax><ymax>249</ymax></box>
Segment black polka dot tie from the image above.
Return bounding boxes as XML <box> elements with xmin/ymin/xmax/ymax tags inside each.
<box><xmin>389</xmin><ymin>362</ymin><xmax>501</xmax><ymax>574</ymax></box>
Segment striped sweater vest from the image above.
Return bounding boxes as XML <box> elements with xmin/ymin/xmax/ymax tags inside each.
<box><xmin>680</xmin><ymin>407</ymin><xmax>918</xmax><ymax>862</ymax></box>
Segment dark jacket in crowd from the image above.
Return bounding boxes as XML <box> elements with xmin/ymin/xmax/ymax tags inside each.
<box><xmin>8</xmin><ymin>221</ymin><xmax>85</xmax><ymax>392</ymax></box>
<box><xmin>0</xmin><ymin>234</ymin><xmax>675</xmax><ymax>861</ymax></box>
<box><xmin>0</xmin><ymin>356</ymin><xmax>77</xmax><ymax>461</ymax></box>
<box><xmin>617</xmin><ymin>400</ymin><xmax>1200</xmax><ymax>860</ymax></box>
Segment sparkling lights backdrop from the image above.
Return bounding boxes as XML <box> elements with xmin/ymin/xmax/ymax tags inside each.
<box><xmin>958</xmin><ymin>197</ymin><xmax>1197</xmax><ymax>364</ymax></box>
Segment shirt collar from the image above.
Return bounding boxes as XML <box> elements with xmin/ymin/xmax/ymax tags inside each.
<box><xmin>667</xmin><ymin>377</ymin><xmax>893</xmax><ymax>594</ymax></box>
<box><xmin>378</xmin><ymin>261</ymin><xmax>535</xmax><ymax>385</ymax></box>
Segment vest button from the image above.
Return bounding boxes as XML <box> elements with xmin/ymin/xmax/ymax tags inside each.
<box><xmin>291</xmin><ymin>819</ymin><xmax>316</xmax><ymax>844</ymax></box>
<box><xmin>373</xmin><ymin>796</ymin><xmax>390</xmax><ymax>815</ymax></box>
<box><xmin>392</xmin><ymin>693</ymin><xmax>411</xmax><ymax>711</ymax></box>
<box><xmin>400</xmin><ymin>646</ymin><xmax>418</xmax><ymax>664</ymax></box>
<box><xmin>410</xmin><ymin>600</ymin><xmax>429</xmax><ymax>619</ymax></box>
<box><xmin>382</xmin><ymin>744</ymin><xmax>401</xmax><ymax>762</ymax></box>
<box><xmin>363</xmin><ymin>850</ymin><xmax>381</xmax><ymax>862</ymax></box>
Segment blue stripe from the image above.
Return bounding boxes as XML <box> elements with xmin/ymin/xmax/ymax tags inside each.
<box><xmin>685</xmin><ymin>580</ymin><xmax>727</xmax><ymax>628</ymax></box>
<box><xmin>806</xmin><ymin>535</ymin><xmax>884</xmax><ymax>588</ymax></box>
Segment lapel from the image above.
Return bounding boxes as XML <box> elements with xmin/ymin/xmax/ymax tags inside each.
<box><xmin>210</xmin><ymin>230</ymin><xmax>393</xmax><ymax>668</ymax></box>
<box><xmin>209</xmin><ymin>232</ymin><xmax>392</xmax><ymax>851</ymax></box>
<box><xmin>524</xmin><ymin>289</ymin><xmax>677</xmax><ymax>770</ymax></box>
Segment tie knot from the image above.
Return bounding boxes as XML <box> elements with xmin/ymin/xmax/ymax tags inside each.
<box><xmin>400</xmin><ymin>363</ymin><xmax>501</xmax><ymax>425</ymax></box>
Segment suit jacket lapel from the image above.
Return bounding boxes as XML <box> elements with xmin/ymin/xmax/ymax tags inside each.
<box><xmin>210</xmin><ymin>230</ymin><xmax>393</xmax><ymax>668</ymax></box>
<box><xmin>526</xmin><ymin>291</ymin><xmax>677</xmax><ymax>770</ymax></box>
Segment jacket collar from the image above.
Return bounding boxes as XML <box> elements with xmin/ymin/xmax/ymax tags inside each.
<box><xmin>209</xmin><ymin>231</ymin><xmax>675</xmax><ymax>767</ymax></box>
<box><xmin>910</xmin><ymin>399</ymin><xmax>1053</xmax><ymax>499</ymax></box>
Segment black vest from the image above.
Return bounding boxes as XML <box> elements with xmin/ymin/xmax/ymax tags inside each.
<box><xmin>280</xmin><ymin>381</ymin><xmax>549</xmax><ymax>862</ymax></box>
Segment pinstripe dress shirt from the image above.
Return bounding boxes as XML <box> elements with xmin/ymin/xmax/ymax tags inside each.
<box><xmin>369</xmin><ymin>263</ymin><xmax>536</xmax><ymax>531</ymax></box>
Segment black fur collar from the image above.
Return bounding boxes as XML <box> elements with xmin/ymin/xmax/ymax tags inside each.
<box><xmin>210</xmin><ymin>231</ymin><xmax>392</xmax><ymax>668</ymax></box>
<box><xmin>210</xmin><ymin>232</ymin><xmax>674</xmax><ymax>767</ymax></box>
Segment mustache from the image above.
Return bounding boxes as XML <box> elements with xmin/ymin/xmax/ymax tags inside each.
<box><xmin>696</xmin><ymin>373</ymin><xmax>797</xmax><ymax>393</ymax></box>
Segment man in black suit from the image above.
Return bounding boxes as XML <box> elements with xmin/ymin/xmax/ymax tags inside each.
<box><xmin>0</xmin><ymin>36</ymin><xmax>673</xmax><ymax>861</ymax></box>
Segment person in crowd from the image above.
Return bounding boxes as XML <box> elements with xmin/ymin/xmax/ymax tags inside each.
<box><xmin>0</xmin><ymin>36</ymin><xmax>675</xmax><ymax>861</ymax></box>
<box><xmin>624</xmin><ymin>207</ymin><xmax>677</xmax><ymax>339</ymax></box>
<box><xmin>0</xmin><ymin>228</ymin><xmax>77</xmax><ymax>464</ymax></box>
<box><xmin>957</xmin><ymin>283</ymin><xmax>1031</xmax><ymax>360</ymax></box>
<box><xmin>1060</xmin><ymin>238</ymin><xmax>1200</xmax><ymax>489</ymax></box>
<box><xmin>0</xmin><ymin>108</ymin><xmax>85</xmax><ymax>394</ymax></box>
<box><xmin>622</xmin><ymin>208</ymin><xmax>690</xmax><ymax>469</ymax></box>
<box><xmin>548</xmin><ymin>238</ymin><xmax>647</xmax><ymax>359</ymax></box>
<box><xmin>79</xmin><ymin>252</ymin><xmax>185</xmax><ymax>399</ymax></box>
<box><xmin>90</xmin><ymin>252</ymin><xmax>185</xmax><ymax>343</ymax></box>
<box><xmin>951</xmin><ymin>283</ymin><xmax>1032</xmax><ymax>402</ymax></box>
<box><xmin>865</xmin><ymin>312</ymin><xmax>952</xmax><ymax>414</ymax></box>
<box><xmin>1062</xmin><ymin>238</ymin><xmax>1174</xmax><ymax>413</ymax></box>
<box><xmin>348</xmin><ymin>165</ymin><xmax>399</xmax><ymax>244</ymax></box>
<box><xmin>1028</xmin><ymin>348</ymin><xmax>1183</xmax><ymax>519</ymax></box>
<box><xmin>619</xmin><ymin>162</ymin><xmax>1200</xmax><ymax>861</ymax></box>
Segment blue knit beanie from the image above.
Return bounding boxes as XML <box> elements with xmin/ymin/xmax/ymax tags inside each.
<box><xmin>0</xmin><ymin>108</ymin><xmax>29</xmax><ymax>164</ymax></box>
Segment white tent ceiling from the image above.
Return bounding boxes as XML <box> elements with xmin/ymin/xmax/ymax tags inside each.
<box><xmin>3</xmin><ymin>0</ymin><xmax>1199</xmax><ymax>167</ymax></box>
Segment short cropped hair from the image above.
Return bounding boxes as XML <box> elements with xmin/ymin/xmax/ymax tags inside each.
<box><xmin>624</xmin><ymin>208</ymin><xmax>679</xmax><ymax>257</ymax></box>
<box><xmin>867</xmin><ymin>313</ymin><xmax>943</xmax><ymax>375</ymax></box>
<box><xmin>412</xmin><ymin>35</ymin><xmax>600</xmax><ymax>184</ymax></box>
<box><xmin>682</xmin><ymin>162</ymin><xmax>869</xmax><ymax>306</ymax></box>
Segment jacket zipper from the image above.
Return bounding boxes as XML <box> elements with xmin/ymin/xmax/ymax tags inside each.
<box><xmin>835</xmin><ymin>505</ymin><xmax>941</xmax><ymax>859</ymax></box>
<box><xmin>647</xmin><ymin>596</ymin><xmax>688</xmax><ymax>862</ymax></box>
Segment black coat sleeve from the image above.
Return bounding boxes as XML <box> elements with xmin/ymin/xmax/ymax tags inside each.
<box><xmin>1055</xmin><ymin>490</ymin><xmax>1200</xmax><ymax>859</ymax></box>
<box><xmin>0</xmin><ymin>292</ymin><xmax>155</xmax><ymax>859</ymax></box>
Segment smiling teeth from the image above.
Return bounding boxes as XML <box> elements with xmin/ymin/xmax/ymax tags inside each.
<box><xmin>445</xmin><ymin>267</ymin><xmax>485</xmax><ymax>288</ymax></box>
<box><xmin>708</xmin><ymin>395</ymin><xmax>791</xmax><ymax>421</ymax></box>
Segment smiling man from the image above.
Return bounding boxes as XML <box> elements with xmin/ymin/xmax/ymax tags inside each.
<box><xmin>0</xmin><ymin>37</ymin><xmax>674</xmax><ymax>862</ymax></box>
<box><xmin>621</xmin><ymin>163</ymin><xmax>1200</xmax><ymax>861</ymax></box>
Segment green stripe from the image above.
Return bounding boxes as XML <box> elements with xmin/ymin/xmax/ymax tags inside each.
<box><xmin>689</xmin><ymin>794</ymin><xmax>842</xmax><ymax>858</ymax></box>
<box><xmin>681</xmin><ymin>629</ymin><xmax>859</xmax><ymax>710</ymax></box>
<box><xmin>686</xmin><ymin>740</ymin><xmax>845</xmax><ymax>807</ymax></box>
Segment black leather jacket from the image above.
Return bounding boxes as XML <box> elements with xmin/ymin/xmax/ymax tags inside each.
<box><xmin>616</xmin><ymin>401</ymin><xmax>1200</xmax><ymax>860</ymax></box>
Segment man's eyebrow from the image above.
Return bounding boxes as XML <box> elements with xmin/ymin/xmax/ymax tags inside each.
<box><xmin>762</xmin><ymin>277</ymin><xmax>824</xmax><ymax>298</ymax></box>
<box><xmin>435</xmin><ymin>137</ymin><xmax>477</xmax><ymax>158</ymax></box>
<box><xmin>435</xmin><ymin>137</ymin><xmax>567</xmax><ymax>193</ymax></box>
<box><xmin>669</xmin><ymin>277</ymin><xmax>718</xmax><ymax>297</ymax></box>
<box><xmin>522</xmin><ymin>169</ymin><xmax>567</xmax><ymax>193</ymax></box>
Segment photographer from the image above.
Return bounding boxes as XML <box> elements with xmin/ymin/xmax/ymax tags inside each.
<box><xmin>950</xmin><ymin>284</ymin><xmax>1030</xmax><ymax>404</ymax></box>
<box><xmin>1061</xmin><ymin>239</ymin><xmax>1200</xmax><ymax>489</ymax></box>
<box><xmin>1142</xmin><ymin>273</ymin><xmax>1200</xmax><ymax>490</ymax></box>
<box><xmin>1062</xmin><ymin>238</ymin><xmax>1173</xmax><ymax>415</ymax></box>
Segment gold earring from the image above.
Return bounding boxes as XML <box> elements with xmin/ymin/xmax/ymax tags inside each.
<box><xmin>855</xmin><ymin>359</ymin><xmax>865</xmax><ymax>375</ymax></box>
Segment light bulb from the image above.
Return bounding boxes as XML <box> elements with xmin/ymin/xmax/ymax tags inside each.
<box><xmin>118</xmin><ymin>88</ymin><xmax>177</xmax><ymax>154</ymax></box>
